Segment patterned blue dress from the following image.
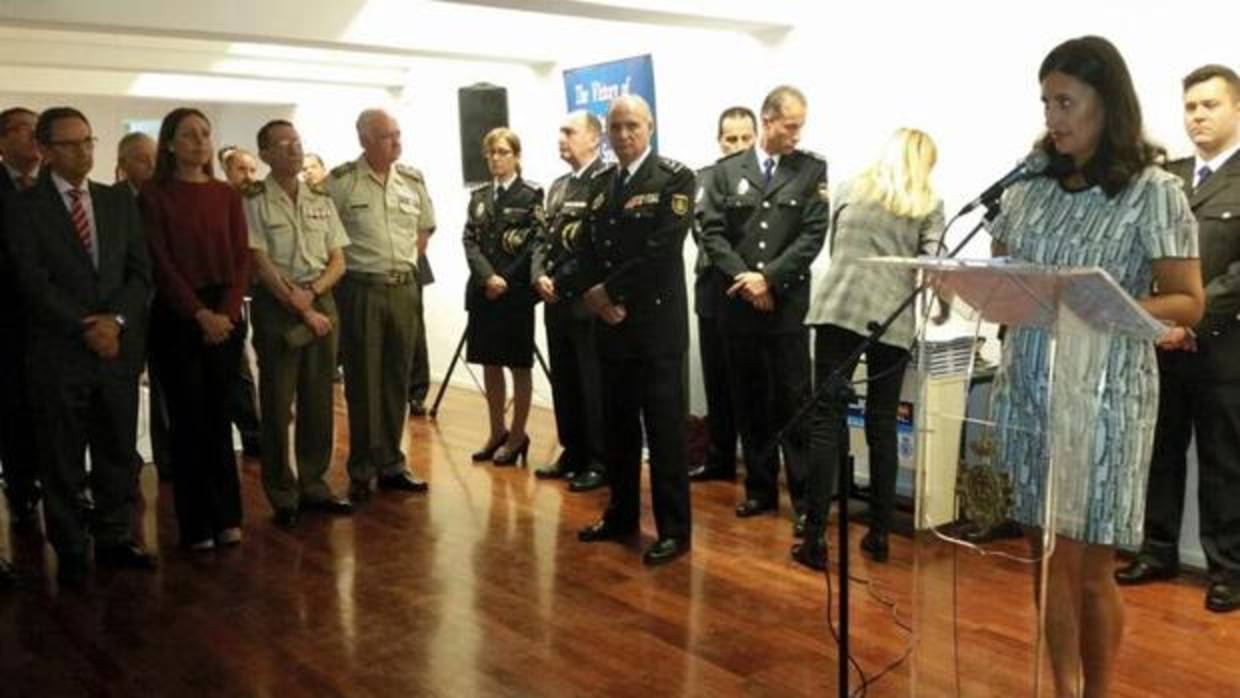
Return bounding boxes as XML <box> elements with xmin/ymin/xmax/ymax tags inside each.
<box><xmin>988</xmin><ymin>166</ymin><xmax>1198</xmax><ymax>546</ymax></box>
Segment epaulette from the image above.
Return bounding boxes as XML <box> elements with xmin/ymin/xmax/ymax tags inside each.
<box><xmin>592</xmin><ymin>162</ymin><xmax>617</xmax><ymax>179</ymax></box>
<box><xmin>329</xmin><ymin>161</ymin><xmax>356</xmax><ymax>178</ymax></box>
<box><xmin>697</xmin><ymin>163</ymin><xmax>715</xmax><ymax>177</ymax></box>
<box><xmin>658</xmin><ymin>156</ymin><xmax>687</xmax><ymax>174</ymax></box>
<box><xmin>308</xmin><ymin>181</ymin><xmax>330</xmax><ymax>196</ymax></box>
<box><xmin>241</xmin><ymin>180</ymin><xmax>265</xmax><ymax>198</ymax></box>
<box><xmin>1166</xmin><ymin>156</ymin><xmax>1193</xmax><ymax>169</ymax></box>
<box><xmin>717</xmin><ymin>149</ymin><xmax>747</xmax><ymax>163</ymax></box>
<box><xmin>551</xmin><ymin>172</ymin><xmax>572</xmax><ymax>188</ymax></box>
<box><xmin>518</xmin><ymin>178</ymin><xmax>542</xmax><ymax>193</ymax></box>
<box><xmin>469</xmin><ymin>182</ymin><xmax>491</xmax><ymax>197</ymax></box>
<box><xmin>799</xmin><ymin>149</ymin><xmax>827</xmax><ymax>162</ymax></box>
<box><xmin>395</xmin><ymin>163</ymin><xmax>424</xmax><ymax>184</ymax></box>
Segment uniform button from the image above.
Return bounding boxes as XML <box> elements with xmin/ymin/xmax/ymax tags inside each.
<box><xmin>609</xmin><ymin>219</ymin><xmax>617</xmax><ymax>225</ymax></box>
<box><xmin>605</xmin><ymin>261</ymin><xmax>613</xmax><ymax>269</ymax></box>
<box><xmin>759</xmin><ymin>241</ymin><xmax>766</xmax><ymax>250</ymax></box>
<box><xmin>790</xmin><ymin>199</ymin><xmax>797</xmax><ymax>206</ymax></box>
<box><xmin>655</xmin><ymin>297</ymin><xmax>662</xmax><ymax>305</ymax></box>
<box><xmin>756</xmin><ymin>261</ymin><xmax>765</xmax><ymax>270</ymax></box>
<box><xmin>605</xmin><ymin>240</ymin><xmax>612</xmax><ymax>247</ymax></box>
<box><xmin>763</xmin><ymin>201</ymin><xmax>771</xmax><ymax>209</ymax></box>
<box><xmin>760</xmin><ymin>221</ymin><xmax>769</xmax><ymax>230</ymax></box>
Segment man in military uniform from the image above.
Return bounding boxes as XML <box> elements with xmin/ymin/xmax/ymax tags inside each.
<box><xmin>1116</xmin><ymin>65</ymin><xmax>1240</xmax><ymax>614</ymax></box>
<box><xmin>700</xmin><ymin>85</ymin><xmax>827</xmax><ymax>534</ymax></box>
<box><xmin>575</xmin><ymin>95</ymin><xmax>695</xmax><ymax>566</ymax></box>
<box><xmin>689</xmin><ymin>106</ymin><xmax>758</xmax><ymax>483</ymax></box>
<box><xmin>244</xmin><ymin>119</ymin><xmax>354</xmax><ymax>529</ymax></box>
<box><xmin>327</xmin><ymin>108</ymin><xmax>432</xmax><ymax>501</ymax></box>
<box><xmin>0</xmin><ymin>106</ymin><xmax>43</xmax><ymax>532</ymax></box>
<box><xmin>531</xmin><ymin>110</ymin><xmax>607</xmax><ymax>492</ymax></box>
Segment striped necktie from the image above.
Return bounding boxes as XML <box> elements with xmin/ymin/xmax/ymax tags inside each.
<box><xmin>68</xmin><ymin>188</ymin><xmax>94</xmax><ymax>263</ymax></box>
<box><xmin>763</xmin><ymin>158</ymin><xmax>775</xmax><ymax>188</ymax></box>
<box><xmin>1196</xmin><ymin>165</ymin><xmax>1213</xmax><ymax>189</ymax></box>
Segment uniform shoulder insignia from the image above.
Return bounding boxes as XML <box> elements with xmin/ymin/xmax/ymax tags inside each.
<box><xmin>800</xmin><ymin>149</ymin><xmax>827</xmax><ymax>162</ymax></box>
<box><xmin>308</xmin><ymin>181</ymin><xmax>330</xmax><ymax>196</ymax></box>
<box><xmin>552</xmin><ymin>172</ymin><xmax>572</xmax><ymax>188</ymax></box>
<box><xmin>658</xmin><ymin>156</ymin><xmax>686</xmax><ymax>173</ymax></box>
<box><xmin>395</xmin><ymin>164</ymin><xmax>424</xmax><ymax>183</ymax></box>
<box><xmin>1166</xmin><ymin>156</ymin><xmax>1193</xmax><ymax>169</ymax></box>
<box><xmin>592</xmin><ymin>162</ymin><xmax>617</xmax><ymax>179</ymax></box>
<box><xmin>697</xmin><ymin>163</ymin><xmax>714</xmax><ymax>178</ymax></box>
<box><xmin>241</xmin><ymin>180</ymin><xmax>265</xmax><ymax>198</ymax></box>
<box><xmin>717</xmin><ymin>150</ymin><xmax>747</xmax><ymax>163</ymax></box>
<box><xmin>469</xmin><ymin>183</ymin><xmax>491</xmax><ymax>198</ymax></box>
<box><xmin>519</xmin><ymin>179</ymin><xmax>542</xmax><ymax>193</ymax></box>
<box><xmin>329</xmin><ymin>161</ymin><xmax>356</xmax><ymax>178</ymax></box>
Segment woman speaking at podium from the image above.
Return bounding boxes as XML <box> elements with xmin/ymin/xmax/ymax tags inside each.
<box><xmin>988</xmin><ymin>36</ymin><xmax>1203</xmax><ymax>697</ymax></box>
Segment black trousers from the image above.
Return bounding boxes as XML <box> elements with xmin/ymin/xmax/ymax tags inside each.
<box><xmin>0</xmin><ymin>322</ymin><xmax>40</xmax><ymax>513</ymax></box>
<box><xmin>150</xmin><ymin>296</ymin><xmax>244</xmax><ymax>546</ymax></box>
<box><xmin>30</xmin><ymin>364</ymin><xmax>140</xmax><ymax>562</ymax></box>
<box><xmin>697</xmin><ymin>314</ymin><xmax>738</xmax><ymax>473</ymax></box>
<box><xmin>1141</xmin><ymin>348</ymin><xmax>1240</xmax><ymax>581</ymax></box>
<box><xmin>599</xmin><ymin>354</ymin><xmax>691</xmax><ymax>540</ymax></box>
<box><xmin>725</xmin><ymin>330</ymin><xmax>811</xmax><ymax>511</ymax></box>
<box><xmin>546</xmin><ymin>302</ymin><xmax>604</xmax><ymax>473</ymax></box>
<box><xmin>804</xmin><ymin>324</ymin><xmax>908</xmax><ymax>539</ymax></box>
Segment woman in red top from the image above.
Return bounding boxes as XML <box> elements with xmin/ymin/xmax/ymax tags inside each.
<box><xmin>140</xmin><ymin>108</ymin><xmax>251</xmax><ymax>550</ymax></box>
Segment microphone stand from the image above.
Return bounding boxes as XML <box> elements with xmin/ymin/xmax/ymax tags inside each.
<box><xmin>784</xmin><ymin>197</ymin><xmax>1000</xmax><ymax>698</ymax></box>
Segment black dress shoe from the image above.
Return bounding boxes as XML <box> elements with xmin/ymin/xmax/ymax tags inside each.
<box><xmin>534</xmin><ymin>463</ymin><xmax>575</xmax><ymax>480</ymax></box>
<box><xmin>569</xmin><ymin>470</ymin><xmax>607</xmax><ymax>493</ymax></box>
<box><xmin>300</xmin><ymin>497</ymin><xmax>354</xmax><ymax>515</ymax></box>
<box><xmin>643</xmin><ymin>538</ymin><xmax>690</xmax><ymax>566</ymax></box>
<box><xmin>242</xmin><ymin>439</ymin><xmax>262</xmax><ymax>458</ymax></box>
<box><xmin>688</xmin><ymin>465</ymin><xmax>736</xmax><ymax>482</ymax></box>
<box><xmin>96</xmin><ymin>542</ymin><xmax>158</xmax><ymax>570</ymax></box>
<box><xmin>793</xmin><ymin>513</ymin><xmax>807</xmax><ymax>539</ymax></box>
<box><xmin>736</xmin><ymin>498</ymin><xmax>777</xmax><ymax>518</ymax></box>
<box><xmin>861</xmin><ymin>530</ymin><xmax>889</xmax><ymax>563</ymax></box>
<box><xmin>791</xmin><ymin>541</ymin><xmax>827</xmax><ymax>571</ymax></box>
<box><xmin>377</xmin><ymin>472</ymin><xmax>429</xmax><ymax>493</ymax></box>
<box><xmin>0</xmin><ymin>558</ymin><xmax>16</xmax><ymax>588</ymax></box>
<box><xmin>408</xmin><ymin>400</ymin><xmax>427</xmax><ymax>417</ymax></box>
<box><xmin>348</xmin><ymin>481</ymin><xmax>372</xmax><ymax>503</ymax></box>
<box><xmin>273</xmin><ymin>508</ymin><xmax>299</xmax><ymax>529</ymax></box>
<box><xmin>1206</xmin><ymin>581</ymin><xmax>1240</xmax><ymax>613</ymax></box>
<box><xmin>1114</xmin><ymin>558</ymin><xmax>1178</xmax><ymax>586</ymax></box>
<box><xmin>577</xmin><ymin>519</ymin><xmax>638</xmax><ymax>542</ymax></box>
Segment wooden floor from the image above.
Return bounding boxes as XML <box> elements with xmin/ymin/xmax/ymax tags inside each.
<box><xmin>1</xmin><ymin>384</ymin><xmax>1237</xmax><ymax>697</ymax></box>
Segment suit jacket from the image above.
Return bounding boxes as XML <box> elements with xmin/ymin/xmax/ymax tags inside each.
<box><xmin>1166</xmin><ymin>152</ymin><xmax>1240</xmax><ymax>381</ymax></box>
<box><xmin>2</xmin><ymin>173</ymin><xmax>151</xmax><ymax>383</ymax></box>
<box><xmin>577</xmin><ymin>154</ymin><xmax>695</xmax><ymax>360</ymax></box>
<box><xmin>699</xmin><ymin>147</ymin><xmax>829</xmax><ymax>333</ymax></box>
<box><xmin>531</xmin><ymin>157</ymin><xmax>604</xmax><ymax>305</ymax></box>
<box><xmin>692</xmin><ymin>163</ymin><xmax>726</xmax><ymax>318</ymax></box>
<box><xmin>0</xmin><ymin>169</ymin><xmax>25</xmax><ymax>334</ymax></box>
<box><xmin>462</xmin><ymin>177</ymin><xmax>544</xmax><ymax>310</ymax></box>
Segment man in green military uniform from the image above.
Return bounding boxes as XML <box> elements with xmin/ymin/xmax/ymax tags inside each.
<box><xmin>327</xmin><ymin>108</ymin><xmax>433</xmax><ymax>501</ymax></box>
<box><xmin>244</xmin><ymin>119</ymin><xmax>355</xmax><ymax>528</ymax></box>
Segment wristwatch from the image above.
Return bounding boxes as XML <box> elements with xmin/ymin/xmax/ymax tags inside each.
<box><xmin>113</xmin><ymin>313</ymin><xmax>127</xmax><ymax>330</ymax></box>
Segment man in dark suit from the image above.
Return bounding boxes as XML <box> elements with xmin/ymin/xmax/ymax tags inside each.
<box><xmin>1117</xmin><ymin>65</ymin><xmax>1240</xmax><ymax>613</ymax></box>
<box><xmin>3</xmin><ymin>107</ymin><xmax>155</xmax><ymax>589</ymax></box>
<box><xmin>531</xmin><ymin>110</ymin><xmax>607</xmax><ymax>492</ymax></box>
<box><xmin>689</xmin><ymin>106</ymin><xmax>758</xmax><ymax>483</ymax></box>
<box><xmin>699</xmin><ymin>86</ymin><xmax>828</xmax><ymax>533</ymax></box>
<box><xmin>0</xmin><ymin>106</ymin><xmax>43</xmax><ymax>532</ymax></box>
<box><xmin>575</xmin><ymin>95</ymin><xmax>695</xmax><ymax>566</ymax></box>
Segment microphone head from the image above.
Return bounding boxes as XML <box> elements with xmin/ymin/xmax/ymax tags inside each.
<box><xmin>1022</xmin><ymin>149</ymin><xmax>1051</xmax><ymax>175</ymax></box>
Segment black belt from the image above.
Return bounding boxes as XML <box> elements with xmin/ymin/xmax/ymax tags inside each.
<box><xmin>346</xmin><ymin>270</ymin><xmax>415</xmax><ymax>286</ymax></box>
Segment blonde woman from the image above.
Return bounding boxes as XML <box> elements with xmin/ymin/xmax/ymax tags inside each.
<box><xmin>462</xmin><ymin>128</ymin><xmax>545</xmax><ymax>466</ymax></box>
<box><xmin>793</xmin><ymin>128</ymin><xmax>945</xmax><ymax>570</ymax></box>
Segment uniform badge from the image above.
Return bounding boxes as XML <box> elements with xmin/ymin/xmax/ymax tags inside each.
<box><xmin>817</xmin><ymin>182</ymin><xmax>830</xmax><ymax>203</ymax></box>
<box><xmin>561</xmin><ymin>221</ymin><xmax>582</xmax><ymax>251</ymax></box>
<box><xmin>737</xmin><ymin>179</ymin><xmax>750</xmax><ymax>196</ymax></box>
<box><xmin>671</xmin><ymin>193</ymin><xmax>690</xmax><ymax>217</ymax></box>
<box><xmin>591</xmin><ymin>192</ymin><xmax>605</xmax><ymax>211</ymax></box>
<box><xmin>474</xmin><ymin>200</ymin><xmax>486</xmax><ymax>219</ymax></box>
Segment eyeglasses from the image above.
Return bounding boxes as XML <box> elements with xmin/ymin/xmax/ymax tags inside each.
<box><xmin>47</xmin><ymin>137</ymin><xmax>98</xmax><ymax>151</ymax></box>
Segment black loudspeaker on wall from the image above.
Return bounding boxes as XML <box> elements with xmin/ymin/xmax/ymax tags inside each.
<box><xmin>458</xmin><ymin>83</ymin><xmax>509</xmax><ymax>185</ymax></box>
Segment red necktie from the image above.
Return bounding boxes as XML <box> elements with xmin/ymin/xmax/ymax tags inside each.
<box><xmin>68</xmin><ymin>188</ymin><xmax>94</xmax><ymax>260</ymax></box>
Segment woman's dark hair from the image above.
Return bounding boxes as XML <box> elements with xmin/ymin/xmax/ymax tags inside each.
<box><xmin>154</xmin><ymin>107</ymin><xmax>214</xmax><ymax>183</ymax></box>
<box><xmin>1037</xmin><ymin>35</ymin><xmax>1164</xmax><ymax>197</ymax></box>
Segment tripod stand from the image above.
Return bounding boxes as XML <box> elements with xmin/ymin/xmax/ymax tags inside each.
<box><xmin>428</xmin><ymin>327</ymin><xmax>552</xmax><ymax>419</ymax></box>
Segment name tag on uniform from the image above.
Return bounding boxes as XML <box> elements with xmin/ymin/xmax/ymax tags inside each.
<box><xmin>502</xmin><ymin>207</ymin><xmax>529</xmax><ymax>215</ymax></box>
<box><xmin>623</xmin><ymin>193</ymin><xmax>659</xmax><ymax>209</ymax></box>
<box><xmin>562</xmin><ymin>201</ymin><xmax>586</xmax><ymax>210</ymax></box>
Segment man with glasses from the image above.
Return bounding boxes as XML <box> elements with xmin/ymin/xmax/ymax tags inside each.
<box><xmin>3</xmin><ymin>107</ymin><xmax>155</xmax><ymax>590</ymax></box>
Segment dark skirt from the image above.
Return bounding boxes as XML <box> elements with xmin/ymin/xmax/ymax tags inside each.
<box><xmin>466</xmin><ymin>284</ymin><xmax>536</xmax><ymax>368</ymax></box>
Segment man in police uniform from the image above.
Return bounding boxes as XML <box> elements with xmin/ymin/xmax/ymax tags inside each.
<box><xmin>1116</xmin><ymin>65</ymin><xmax>1240</xmax><ymax>613</ymax></box>
<box><xmin>244</xmin><ymin>119</ymin><xmax>354</xmax><ymax>528</ymax></box>
<box><xmin>327</xmin><ymin>108</ymin><xmax>432</xmax><ymax>501</ymax></box>
<box><xmin>689</xmin><ymin>105</ymin><xmax>758</xmax><ymax>483</ymax></box>
<box><xmin>0</xmin><ymin>106</ymin><xmax>43</xmax><ymax>531</ymax></box>
<box><xmin>531</xmin><ymin>110</ymin><xmax>607</xmax><ymax>492</ymax></box>
<box><xmin>575</xmin><ymin>95</ymin><xmax>695</xmax><ymax>566</ymax></box>
<box><xmin>700</xmin><ymin>85</ymin><xmax>827</xmax><ymax>532</ymax></box>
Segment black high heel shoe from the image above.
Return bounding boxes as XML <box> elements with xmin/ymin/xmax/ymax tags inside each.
<box><xmin>472</xmin><ymin>431</ymin><xmax>509</xmax><ymax>462</ymax></box>
<box><xmin>492</xmin><ymin>435</ymin><xmax>530</xmax><ymax>467</ymax></box>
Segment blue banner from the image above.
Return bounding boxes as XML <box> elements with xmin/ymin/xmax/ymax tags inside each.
<box><xmin>563</xmin><ymin>54</ymin><xmax>657</xmax><ymax>160</ymax></box>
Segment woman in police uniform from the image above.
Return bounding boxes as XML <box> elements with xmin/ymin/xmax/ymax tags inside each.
<box><xmin>463</xmin><ymin>128</ymin><xmax>544</xmax><ymax>465</ymax></box>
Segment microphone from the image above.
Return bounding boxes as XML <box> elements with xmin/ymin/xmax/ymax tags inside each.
<box><xmin>957</xmin><ymin>150</ymin><xmax>1051</xmax><ymax>217</ymax></box>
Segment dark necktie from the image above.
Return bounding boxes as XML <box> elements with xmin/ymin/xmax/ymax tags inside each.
<box><xmin>763</xmin><ymin>158</ymin><xmax>775</xmax><ymax>188</ymax></box>
<box><xmin>495</xmin><ymin>184</ymin><xmax>506</xmax><ymax>202</ymax></box>
<box><xmin>1196</xmin><ymin>164</ymin><xmax>1213</xmax><ymax>189</ymax></box>
<box><xmin>16</xmin><ymin>173</ymin><xmax>34</xmax><ymax>190</ymax></box>
<box><xmin>613</xmin><ymin>168</ymin><xmax>629</xmax><ymax>201</ymax></box>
